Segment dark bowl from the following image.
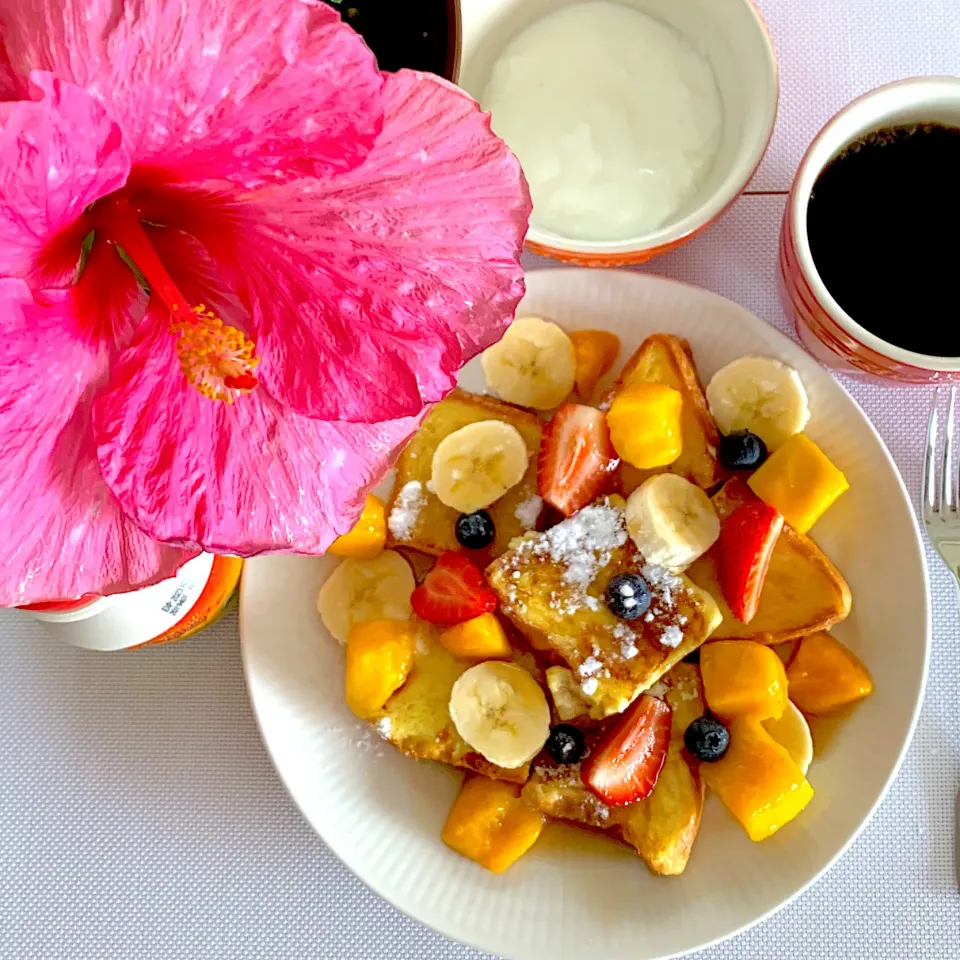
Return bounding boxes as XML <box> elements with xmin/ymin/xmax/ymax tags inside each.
<box><xmin>324</xmin><ymin>0</ymin><xmax>462</xmax><ymax>81</ymax></box>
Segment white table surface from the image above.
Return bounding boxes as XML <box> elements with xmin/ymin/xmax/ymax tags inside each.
<box><xmin>2</xmin><ymin>2</ymin><xmax>959</xmax><ymax>958</ymax></box>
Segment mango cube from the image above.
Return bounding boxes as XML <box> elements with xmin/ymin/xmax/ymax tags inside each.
<box><xmin>328</xmin><ymin>494</ymin><xmax>387</xmax><ymax>559</ymax></box>
<box><xmin>442</xmin><ymin>776</ymin><xmax>544</xmax><ymax>873</ymax></box>
<box><xmin>701</xmin><ymin>718</ymin><xmax>814</xmax><ymax>841</ymax></box>
<box><xmin>571</xmin><ymin>329</ymin><xmax>621</xmax><ymax>400</ymax></box>
<box><xmin>747</xmin><ymin>434</ymin><xmax>848</xmax><ymax>534</ymax></box>
<box><xmin>787</xmin><ymin>631</ymin><xmax>873</xmax><ymax>714</ymax></box>
<box><xmin>701</xmin><ymin>640</ymin><xmax>787</xmax><ymax>721</ymax></box>
<box><xmin>440</xmin><ymin>613</ymin><xmax>512</xmax><ymax>660</ymax></box>
<box><xmin>345</xmin><ymin>619</ymin><xmax>414</xmax><ymax>719</ymax></box>
<box><xmin>606</xmin><ymin>382</ymin><xmax>683</xmax><ymax>469</ymax></box>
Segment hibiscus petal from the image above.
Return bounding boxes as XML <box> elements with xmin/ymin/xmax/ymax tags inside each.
<box><xmin>93</xmin><ymin>303</ymin><xmax>422</xmax><ymax>554</ymax></box>
<box><xmin>0</xmin><ymin>71</ymin><xmax>130</xmax><ymax>277</ymax></box>
<box><xmin>237</xmin><ymin>70</ymin><xmax>531</xmax><ymax>423</ymax></box>
<box><xmin>0</xmin><ymin>279</ymin><xmax>196</xmax><ymax>606</ymax></box>
<box><xmin>0</xmin><ymin>40</ymin><xmax>22</xmax><ymax>100</ymax></box>
<box><xmin>1</xmin><ymin>0</ymin><xmax>383</xmax><ymax>186</ymax></box>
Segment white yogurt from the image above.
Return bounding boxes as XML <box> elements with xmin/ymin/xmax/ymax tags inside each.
<box><xmin>480</xmin><ymin>1</ymin><xmax>723</xmax><ymax>242</ymax></box>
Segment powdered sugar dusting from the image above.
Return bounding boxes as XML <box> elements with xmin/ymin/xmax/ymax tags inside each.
<box><xmin>642</xmin><ymin>564</ymin><xmax>681</xmax><ymax>607</ymax></box>
<box><xmin>491</xmin><ymin>497</ymin><xmax>700</xmax><ymax>660</ymax></box>
<box><xmin>580</xmin><ymin>676</ymin><xmax>599</xmax><ymax>696</ymax></box>
<box><xmin>514</xmin><ymin>495</ymin><xmax>543</xmax><ymax>530</ymax></box>
<box><xmin>672</xmin><ymin>678</ymin><xmax>702</xmax><ymax>702</ymax></box>
<box><xmin>494</xmin><ymin>499</ymin><xmax>628</xmax><ymax>618</ymax></box>
<box><xmin>533</xmin><ymin>762</ymin><xmax>582</xmax><ymax>786</ymax></box>
<box><xmin>374</xmin><ymin>717</ymin><xmax>392</xmax><ymax>739</ymax></box>
<box><xmin>388</xmin><ymin>481</ymin><xmax>426</xmax><ymax>540</ymax></box>
<box><xmin>541</xmin><ymin>501</ymin><xmax>628</xmax><ymax>589</ymax></box>
<box><xmin>532</xmin><ymin>762</ymin><xmax>612</xmax><ymax>826</ymax></box>
<box><xmin>640</xmin><ymin>563</ymin><xmax>691</xmax><ymax>649</ymax></box>
<box><xmin>660</xmin><ymin>625</ymin><xmax>684</xmax><ymax>648</ymax></box>
<box><xmin>578</xmin><ymin>656</ymin><xmax>602</xmax><ymax>678</ymax></box>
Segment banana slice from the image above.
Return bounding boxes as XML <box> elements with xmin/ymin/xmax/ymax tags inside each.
<box><xmin>764</xmin><ymin>700</ymin><xmax>813</xmax><ymax>774</ymax></box>
<box><xmin>481</xmin><ymin>316</ymin><xmax>576</xmax><ymax>410</ymax></box>
<box><xmin>431</xmin><ymin>420</ymin><xmax>529</xmax><ymax>514</ymax></box>
<box><xmin>449</xmin><ymin>661</ymin><xmax>551</xmax><ymax>769</ymax></box>
<box><xmin>705</xmin><ymin>355</ymin><xmax>810</xmax><ymax>450</ymax></box>
<box><xmin>317</xmin><ymin>550</ymin><xmax>415</xmax><ymax>644</ymax></box>
<box><xmin>625</xmin><ymin>474</ymin><xmax>720</xmax><ymax>572</ymax></box>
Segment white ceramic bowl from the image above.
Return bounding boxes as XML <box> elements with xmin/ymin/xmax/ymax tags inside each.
<box><xmin>241</xmin><ymin>270</ymin><xmax>928</xmax><ymax>960</ymax></box>
<box><xmin>458</xmin><ymin>0</ymin><xmax>778</xmax><ymax>264</ymax></box>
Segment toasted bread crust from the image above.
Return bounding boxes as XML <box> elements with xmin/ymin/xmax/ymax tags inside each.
<box><xmin>486</xmin><ymin>499</ymin><xmax>721</xmax><ymax>717</ymax></box>
<box><xmin>605</xmin><ymin>334</ymin><xmax>725</xmax><ymax>492</ymax></box>
<box><xmin>386</xmin><ymin>389</ymin><xmax>544</xmax><ymax>559</ymax></box>
<box><xmin>376</xmin><ymin>624</ymin><xmax>540</xmax><ymax>783</ymax></box>
<box><xmin>522</xmin><ymin>663</ymin><xmax>705</xmax><ymax>875</ymax></box>
<box><xmin>687</xmin><ymin>479</ymin><xmax>852</xmax><ymax>644</ymax></box>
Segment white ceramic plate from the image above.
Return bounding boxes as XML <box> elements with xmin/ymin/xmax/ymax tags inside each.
<box><xmin>240</xmin><ymin>270</ymin><xmax>929</xmax><ymax>960</ymax></box>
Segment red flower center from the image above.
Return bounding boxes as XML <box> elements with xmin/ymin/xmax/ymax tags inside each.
<box><xmin>35</xmin><ymin>172</ymin><xmax>260</xmax><ymax>403</ymax></box>
<box><xmin>97</xmin><ymin>195</ymin><xmax>260</xmax><ymax>402</ymax></box>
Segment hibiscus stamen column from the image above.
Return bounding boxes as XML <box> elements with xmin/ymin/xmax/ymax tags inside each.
<box><xmin>100</xmin><ymin>196</ymin><xmax>260</xmax><ymax>402</ymax></box>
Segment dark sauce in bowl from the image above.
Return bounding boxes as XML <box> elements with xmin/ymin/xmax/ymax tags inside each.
<box><xmin>323</xmin><ymin>0</ymin><xmax>459</xmax><ymax>79</ymax></box>
<box><xmin>806</xmin><ymin>122</ymin><xmax>960</xmax><ymax>357</ymax></box>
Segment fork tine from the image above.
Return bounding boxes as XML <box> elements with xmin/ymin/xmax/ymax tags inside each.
<box><xmin>943</xmin><ymin>386</ymin><xmax>957</xmax><ymax>513</ymax></box>
<box><xmin>954</xmin><ymin>387</ymin><xmax>960</xmax><ymax>512</ymax></box>
<box><xmin>923</xmin><ymin>388</ymin><xmax>939</xmax><ymax>521</ymax></box>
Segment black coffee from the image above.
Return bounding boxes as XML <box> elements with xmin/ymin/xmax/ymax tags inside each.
<box><xmin>323</xmin><ymin>0</ymin><xmax>455</xmax><ymax>78</ymax></box>
<box><xmin>806</xmin><ymin>122</ymin><xmax>960</xmax><ymax>357</ymax></box>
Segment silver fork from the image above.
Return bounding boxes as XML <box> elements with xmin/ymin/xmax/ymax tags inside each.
<box><xmin>922</xmin><ymin>386</ymin><xmax>960</xmax><ymax>580</ymax></box>
<box><xmin>922</xmin><ymin>388</ymin><xmax>960</xmax><ymax>892</ymax></box>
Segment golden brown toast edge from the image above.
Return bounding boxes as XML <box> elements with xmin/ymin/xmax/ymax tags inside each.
<box><xmin>376</xmin><ymin>621</ymin><xmax>541</xmax><ymax>784</ymax></box>
<box><xmin>523</xmin><ymin>663</ymin><xmax>705</xmax><ymax>876</ymax></box>
<box><xmin>386</xmin><ymin>388</ymin><xmax>543</xmax><ymax>558</ymax></box>
<box><xmin>618</xmin><ymin>662</ymin><xmax>704</xmax><ymax>875</ymax></box>
<box><xmin>485</xmin><ymin>506</ymin><xmax>722</xmax><ymax>717</ymax></box>
<box><xmin>604</xmin><ymin>334</ymin><xmax>726</xmax><ymax>492</ymax></box>
<box><xmin>687</xmin><ymin>478</ymin><xmax>852</xmax><ymax>644</ymax></box>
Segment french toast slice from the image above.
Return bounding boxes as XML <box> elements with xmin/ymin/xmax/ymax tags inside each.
<box><xmin>386</xmin><ymin>389</ymin><xmax>543</xmax><ymax>559</ymax></box>
<box><xmin>522</xmin><ymin>663</ymin><xmax>705</xmax><ymax>876</ymax></box>
<box><xmin>686</xmin><ymin>479</ymin><xmax>852</xmax><ymax>644</ymax></box>
<box><xmin>486</xmin><ymin>497</ymin><xmax>721</xmax><ymax>717</ymax></box>
<box><xmin>603</xmin><ymin>334</ymin><xmax>725</xmax><ymax>493</ymax></box>
<box><xmin>373</xmin><ymin>619</ymin><xmax>544</xmax><ymax>783</ymax></box>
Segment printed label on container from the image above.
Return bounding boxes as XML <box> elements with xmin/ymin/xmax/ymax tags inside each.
<box><xmin>26</xmin><ymin>554</ymin><xmax>218</xmax><ymax>651</ymax></box>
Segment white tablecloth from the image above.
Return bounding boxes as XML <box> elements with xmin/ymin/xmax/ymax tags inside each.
<box><xmin>1</xmin><ymin>2</ymin><xmax>959</xmax><ymax>958</ymax></box>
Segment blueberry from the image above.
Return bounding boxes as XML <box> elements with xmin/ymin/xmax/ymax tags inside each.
<box><xmin>545</xmin><ymin>724</ymin><xmax>586</xmax><ymax>765</ymax></box>
<box><xmin>718</xmin><ymin>430</ymin><xmax>768</xmax><ymax>470</ymax></box>
<box><xmin>455</xmin><ymin>510</ymin><xmax>495</xmax><ymax>550</ymax></box>
<box><xmin>604</xmin><ymin>572</ymin><xmax>651</xmax><ymax>621</ymax></box>
<box><xmin>684</xmin><ymin>715</ymin><xmax>730</xmax><ymax>762</ymax></box>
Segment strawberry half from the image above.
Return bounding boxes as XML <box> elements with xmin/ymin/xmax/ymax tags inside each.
<box><xmin>718</xmin><ymin>501</ymin><xmax>784</xmax><ymax>623</ymax></box>
<box><xmin>410</xmin><ymin>552</ymin><xmax>498</xmax><ymax>625</ymax></box>
<box><xmin>581</xmin><ymin>695</ymin><xmax>672</xmax><ymax>806</ymax></box>
<box><xmin>538</xmin><ymin>402</ymin><xmax>619</xmax><ymax>516</ymax></box>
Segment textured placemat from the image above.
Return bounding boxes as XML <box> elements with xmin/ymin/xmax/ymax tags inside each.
<box><xmin>749</xmin><ymin>0</ymin><xmax>960</xmax><ymax>191</ymax></box>
<box><xmin>1</xmin><ymin>196</ymin><xmax>957</xmax><ymax>960</ymax></box>
<box><xmin>3</xmin><ymin>0</ymin><xmax>960</xmax><ymax>955</ymax></box>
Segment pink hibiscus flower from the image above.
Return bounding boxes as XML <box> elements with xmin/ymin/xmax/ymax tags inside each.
<box><xmin>0</xmin><ymin>1</ymin><xmax>531</xmax><ymax>606</ymax></box>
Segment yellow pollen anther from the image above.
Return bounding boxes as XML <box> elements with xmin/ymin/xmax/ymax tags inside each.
<box><xmin>173</xmin><ymin>304</ymin><xmax>260</xmax><ymax>403</ymax></box>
